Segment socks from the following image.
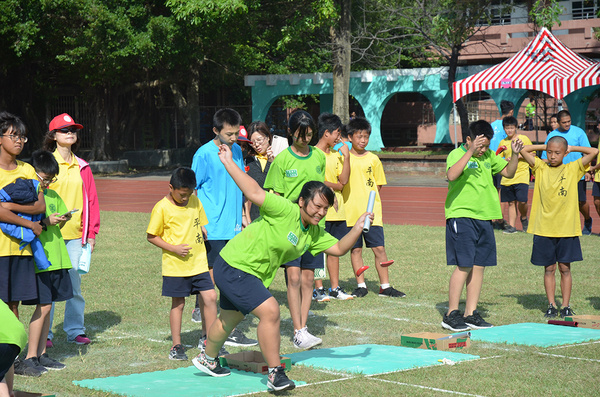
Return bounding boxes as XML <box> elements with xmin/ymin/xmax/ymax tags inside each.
<box><xmin>380</xmin><ymin>283</ymin><xmax>390</xmax><ymax>289</ymax></box>
<box><xmin>357</xmin><ymin>282</ymin><xmax>366</xmax><ymax>288</ymax></box>
<box><xmin>205</xmin><ymin>353</ymin><xmax>216</xmax><ymax>361</ymax></box>
<box><xmin>268</xmin><ymin>367</ymin><xmax>276</xmax><ymax>374</ymax></box>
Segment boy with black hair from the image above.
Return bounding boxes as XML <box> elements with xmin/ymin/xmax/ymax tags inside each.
<box><xmin>313</xmin><ymin>113</ymin><xmax>353</xmax><ymax>301</ymax></box>
<box><xmin>520</xmin><ymin>138</ymin><xmax>598</xmax><ymax>318</ymax></box>
<box><xmin>490</xmin><ymin>100</ymin><xmax>515</xmax><ymax>230</ymax></box>
<box><xmin>190</xmin><ymin>108</ymin><xmax>257</xmax><ymax>349</ymax></box>
<box><xmin>342</xmin><ymin>117</ymin><xmax>404</xmax><ymax>298</ymax></box>
<box><xmin>498</xmin><ymin>116</ymin><xmax>533</xmax><ymax>233</ymax></box>
<box><xmin>442</xmin><ymin>120</ymin><xmax>523</xmax><ymax>332</ymax></box>
<box><xmin>147</xmin><ymin>167</ymin><xmax>217</xmax><ymax>361</ymax></box>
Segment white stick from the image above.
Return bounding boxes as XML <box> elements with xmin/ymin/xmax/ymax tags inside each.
<box><xmin>363</xmin><ymin>191</ymin><xmax>376</xmax><ymax>233</ymax></box>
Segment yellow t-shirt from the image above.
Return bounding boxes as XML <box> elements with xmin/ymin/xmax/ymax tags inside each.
<box><xmin>0</xmin><ymin>161</ymin><xmax>37</xmax><ymax>257</ymax></box>
<box><xmin>595</xmin><ymin>147</ymin><xmax>600</xmax><ymax>182</ymax></box>
<box><xmin>342</xmin><ymin>152</ymin><xmax>387</xmax><ymax>227</ymax></box>
<box><xmin>499</xmin><ymin>135</ymin><xmax>533</xmax><ymax>186</ymax></box>
<box><xmin>528</xmin><ymin>157</ymin><xmax>586</xmax><ymax>237</ymax></box>
<box><xmin>147</xmin><ymin>196</ymin><xmax>209</xmax><ymax>277</ymax></box>
<box><xmin>50</xmin><ymin>151</ymin><xmax>84</xmax><ymax>240</ymax></box>
<box><xmin>319</xmin><ymin>148</ymin><xmax>346</xmax><ymax>221</ymax></box>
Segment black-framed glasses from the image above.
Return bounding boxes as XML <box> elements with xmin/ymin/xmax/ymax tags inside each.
<box><xmin>55</xmin><ymin>128</ymin><xmax>78</xmax><ymax>135</ymax></box>
<box><xmin>1</xmin><ymin>134</ymin><xmax>28</xmax><ymax>143</ymax></box>
<box><xmin>36</xmin><ymin>172</ymin><xmax>57</xmax><ymax>184</ymax></box>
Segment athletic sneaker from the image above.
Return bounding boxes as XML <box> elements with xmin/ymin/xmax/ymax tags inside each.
<box><xmin>19</xmin><ymin>357</ymin><xmax>48</xmax><ymax>376</ymax></box>
<box><xmin>544</xmin><ymin>304</ymin><xmax>558</xmax><ymax>318</ymax></box>
<box><xmin>379</xmin><ymin>286</ymin><xmax>406</xmax><ymax>298</ymax></box>
<box><xmin>224</xmin><ymin>328</ymin><xmax>258</xmax><ymax>347</ymax></box>
<box><xmin>560</xmin><ymin>306</ymin><xmax>575</xmax><ymax>318</ymax></box>
<box><xmin>192</xmin><ymin>352</ymin><xmax>231</xmax><ymax>377</ymax></box>
<box><xmin>38</xmin><ymin>353</ymin><xmax>66</xmax><ymax>370</ymax></box>
<box><xmin>352</xmin><ymin>287</ymin><xmax>368</xmax><ymax>298</ymax></box>
<box><xmin>198</xmin><ymin>336</ymin><xmax>229</xmax><ymax>356</ymax></box>
<box><xmin>13</xmin><ymin>357</ymin><xmax>44</xmax><ymax>377</ymax></box>
<box><xmin>169</xmin><ymin>344</ymin><xmax>188</xmax><ymax>361</ymax></box>
<box><xmin>267</xmin><ymin>365</ymin><xmax>296</xmax><ymax>392</ymax></box>
<box><xmin>503</xmin><ymin>225</ymin><xmax>518</xmax><ymax>234</ymax></box>
<box><xmin>329</xmin><ymin>286</ymin><xmax>353</xmax><ymax>300</ymax></box>
<box><xmin>293</xmin><ymin>327</ymin><xmax>321</xmax><ymax>349</ymax></box>
<box><xmin>520</xmin><ymin>217</ymin><xmax>529</xmax><ymax>232</ymax></box>
<box><xmin>46</xmin><ymin>338</ymin><xmax>53</xmax><ymax>348</ymax></box>
<box><xmin>70</xmin><ymin>334</ymin><xmax>91</xmax><ymax>345</ymax></box>
<box><xmin>463</xmin><ymin>310</ymin><xmax>493</xmax><ymax>329</ymax></box>
<box><xmin>191</xmin><ymin>307</ymin><xmax>202</xmax><ymax>323</ymax></box>
<box><xmin>441</xmin><ymin>310</ymin><xmax>469</xmax><ymax>332</ymax></box>
<box><xmin>312</xmin><ymin>287</ymin><xmax>331</xmax><ymax>302</ymax></box>
<box><xmin>582</xmin><ymin>217</ymin><xmax>593</xmax><ymax>235</ymax></box>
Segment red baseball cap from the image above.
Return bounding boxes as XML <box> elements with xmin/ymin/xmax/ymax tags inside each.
<box><xmin>238</xmin><ymin>125</ymin><xmax>251</xmax><ymax>142</ymax></box>
<box><xmin>49</xmin><ymin>113</ymin><xmax>83</xmax><ymax>132</ymax></box>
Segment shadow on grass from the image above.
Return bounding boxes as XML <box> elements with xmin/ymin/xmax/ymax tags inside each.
<box><xmin>502</xmin><ymin>293</ymin><xmax>549</xmax><ymax>313</ymax></box>
<box><xmin>434</xmin><ymin>301</ymin><xmax>493</xmax><ymax>318</ymax></box>
<box><xmin>587</xmin><ymin>296</ymin><xmax>600</xmax><ymax>310</ymax></box>
<box><xmin>55</xmin><ymin>310</ymin><xmax>121</xmax><ymax>357</ymax></box>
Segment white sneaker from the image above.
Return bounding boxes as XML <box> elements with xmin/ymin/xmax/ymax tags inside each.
<box><xmin>293</xmin><ymin>327</ymin><xmax>321</xmax><ymax>349</ymax></box>
<box><xmin>305</xmin><ymin>328</ymin><xmax>322</xmax><ymax>346</ymax></box>
<box><xmin>329</xmin><ymin>286</ymin><xmax>354</xmax><ymax>300</ymax></box>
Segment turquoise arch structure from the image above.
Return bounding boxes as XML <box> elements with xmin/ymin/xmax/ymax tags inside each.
<box><xmin>245</xmin><ymin>68</ymin><xmax>599</xmax><ymax>150</ymax></box>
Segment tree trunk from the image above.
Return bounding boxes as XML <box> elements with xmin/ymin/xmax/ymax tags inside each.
<box><xmin>170</xmin><ymin>68</ymin><xmax>201</xmax><ymax>149</ymax></box>
<box><xmin>90</xmin><ymin>86</ymin><xmax>110</xmax><ymax>161</ymax></box>
<box><xmin>447</xmin><ymin>45</ymin><xmax>470</xmax><ymax>143</ymax></box>
<box><xmin>332</xmin><ymin>0</ymin><xmax>352</xmax><ymax>123</ymax></box>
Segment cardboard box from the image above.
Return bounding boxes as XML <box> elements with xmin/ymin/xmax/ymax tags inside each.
<box><xmin>564</xmin><ymin>315</ymin><xmax>600</xmax><ymax>330</ymax></box>
<box><xmin>15</xmin><ymin>392</ymin><xmax>56</xmax><ymax>397</ymax></box>
<box><xmin>219</xmin><ymin>351</ymin><xmax>291</xmax><ymax>375</ymax></box>
<box><xmin>400</xmin><ymin>332</ymin><xmax>471</xmax><ymax>351</ymax></box>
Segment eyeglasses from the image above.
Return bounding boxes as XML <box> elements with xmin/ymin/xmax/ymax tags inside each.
<box><xmin>1</xmin><ymin>134</ymin><xmax>28</xmax><ymax>143</ymax></box>
<box><xmin>36</xmin><ymin>173</ymin><xmax>57</xmax><ymax>184</ymax></box>
<box><xmin>55</xmin><ymin>128</ymin><xmax>78</xmax><ymax>135</ymax></box>
<box><xmin>251</xmin><ymin>136</ymin><xmax>266</xmax><ymax>146</ymax></box>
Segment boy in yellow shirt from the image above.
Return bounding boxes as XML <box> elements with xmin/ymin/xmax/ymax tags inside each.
<box><xmin>520</xmin><ymin>137</ymin><xmax>598</xmax><ymax>318</ymax></box>
<box><xmin>147</xmin><ymin>167</ymin><xmax>217</xmax><ymax>360</ymax></box>
<box><xmin>498</xmin><ymin>116</ymin><xmax>533</xmax><ymax>233</ymax></box>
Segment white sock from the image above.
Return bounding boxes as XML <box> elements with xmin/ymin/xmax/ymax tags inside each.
<box><xmin>357</xmin><ymin>282</ymin><xmax>366</xmax><ymax>288</ymax></box>
<box><xmin>205</xmin><ymin>353</ymin><xmax>216</xmax><ymax>361</ymax></box>
<box><xmin>380</xmin><ymin>283</ymin><xmax>390</xmax><ymax>289</ymax></box>
<box><xmin>268</xmin><ymin>367</ymin><xmax>276</xmax><ymax>374</ymax></box>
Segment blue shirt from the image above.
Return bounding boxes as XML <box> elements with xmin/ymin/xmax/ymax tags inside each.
<box><xmin>542</xmin><ymin>126</ymin><xmax>590</xmax><ymax>181</ymax></box>
<box><xmin>489</xmin><ymin>119</ymin><xmax>506</xmax><ymax>152</ymax></box>
<box><xmin>191</xmin><ymin>141</ymin><xmax>244</xmax><ymax>240</ymax></box>
<box><xmin>333</xmin><ymin>141</ymin><xmax>353</xmax><ymax>155</ymax></box>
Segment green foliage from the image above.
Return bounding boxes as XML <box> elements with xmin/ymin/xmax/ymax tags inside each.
<box><xmin>165</xmin><ymin>0</ymin><xmax>247</xmax><ymax>23</ymax></box>
<box><xmin>529</xmin><ymin>0</ymin><xmax>563</xmax><ymax>30</ymax></box>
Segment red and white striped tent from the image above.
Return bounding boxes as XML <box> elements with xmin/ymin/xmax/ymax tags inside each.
<box><xmin>453</xmin><ymin>27</ymin><xmax>599</xmax><ymax>102</ymax></box>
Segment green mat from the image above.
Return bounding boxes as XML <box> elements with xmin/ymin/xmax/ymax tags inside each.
<box><xmin>287</xmin><ymin>344</ymin><xmax>479</xmax><ymax>375</ymax></box>
<box><xmin>469</xmin><ymin>323</ymin><xmax>600</xmax><ymax>347</ymax></box>
<box><xmin>73</xmin><ymin>366</ymin><xmax>305</xmax><ymax>397</ymax></box>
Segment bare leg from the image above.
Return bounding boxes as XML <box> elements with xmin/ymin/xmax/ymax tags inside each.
<box><xmin>594</xmin><ymin>197</ymin><xmax>600</xmax><ymax>217</ymax></box>
<box><xmin>544</xmin><ymin>264</ymin><xmax>557</xmax><ymax>306</ymax></box>
<box><xmin>447</xmin><ymin>266</ymin><xmax>471</xmax><ymax>315</ymax></box>
<box><xmin>507</xmin><ymin>201</ymin><xmax>517</xmax><ymax>227</ymax></box>
<box><xmin>558</xmin><ymin>262</ymin><xmax>572</xmax><ymax>307</ymax></box>
<box><xmin>464</xmin><ymin>265</ymin><xmax>485</xmax><ymax>316</ymax></box>
<box><xmin>314</xmin><ymin>279</ymin><xmax>324</xmax><ymax>290</ymax></box>
<box><xmin>251</xmin><ymin>297</ymin><xmax>282</xmax><ymax>367</ymax></box>
<box><xmin>327</xmin><ymin>254</ymin><xmax>340</xmax><ymax>289</ymax></box>
<box><xmin>579</xmin><ymin>201</ymin><xmax>590</xmax><ymax>220</ymax></box>
<box><xmin>285</xmin><ymin>266</ymin><xmax>303</xmax><ymax>331</ymax></box>
<box><xmin>7</xmin><ymin>302</ymin><xmax>18</xmax><ymax>319</ymax></box>
<box><xmin>205</xmin><ymin>309</ymin><xmax>244</xmax><ymax>358</ymax></box>
<box><xmin>300</xmin><ymin>269</ymin><xmax>314</xmax><ymax>327</ymax></box>
<box><xmin>170</xmin><ymin>297</ymin><xmax>185</xmax><ymax>347</ymax></box>
<box><xmin>517</xmin><ymin>201</ymin><xmax>528</xmax><ymax>219</ymax></box>
<box><xmin>0</xmin><ymin>366</ymin><xmax>14</xmax><ymax>397</ymax></box>
<box><xmin>198</xmin><ymin>289</ymin><xmax>218</xmax><ymax>337</ymax></box>
<box><xmin>351</xmin><ymin>247</ymin><xmax>364</xmax><ymax>284</ymax></box>
<box><xmin>371</xmin><ymin>246</ymin><xmax>389</xmax><ymax>285</ymax></box>
<box><xmin>27</xmin><ymin>304</ymin><xmax>52</xmax><ymax>359</ymax></box>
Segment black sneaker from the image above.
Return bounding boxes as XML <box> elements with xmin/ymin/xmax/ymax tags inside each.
<box><xmin>520</xmin><ymin>217</ymin><xmax>529</xmax><ymax>232</ymax></box>
<box><xmin>267</xmin><ymin>365</ymin><xmax>295</xmax><ymax>392</ymax></box>
<box><xmin>352</xmin><ymin>287</ymin><xmax>368</xmax><ymax>298</ymax></box>
<box><xmin>544</xmin><ymin>304</ymin><xmax>558</xmax><ymax>318</ymax></box>
<box><xmin>169</xmin><ymin>344</ymin><xmax>188</xmax><ymax>361</ymax></box>
<box><xmin>464</xmin><ymin>310</ymin><xmax>493</xmax><ymax>329</ymax></box>
<box><xmin>224</xmin><ymin>328</ymin><xmax>258</xmax><ymax>347</ymax></box>
<box><xmin>38</xmin><ymin>353</ymin><xmax>66</xmax><ymax>370</ymax></box>
<box><xmin>378</xmin><ymin>286</ymin><xmax>406</xmax><ymax>298</ymax></box>
<box><xmin>13</xmin><ymin>357</ymin><xmax>44</xmax><ymax>377</ymax></box>
<box><xmin>503</xmin><ymin>225</ymin><xmax>518</xmax><ymax>234</ymax></box>
<box><xmin>192</xmin><ymin>352</ymin><xmax>231</xmax><ymax>377</ymax></box>
<box><xmin>582</xmin><ymin>217</ymin><xmax>593</xmax><ymax>235</ymax></box>
<box><xmin>441</xmin><ymin>310</ymin><xmax>469</xmax><ymax>332</ymax></box>
<box><xmin>560</xmin><ymin>306</ymin><xmax>575</xmax><ymax>318</ymax></box>
<box><xmin>199</xmin><ymin>336</ymin><xmax>230</xmax><ymax>355</ymax></box>
<box><xmin>191</xmin><ymin>307</ymin><xmax>202</xmax><ymax>323</ymax></box>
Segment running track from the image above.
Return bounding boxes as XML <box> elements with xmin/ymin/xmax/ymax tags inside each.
<box><xmin>95</xmin><ymin>179</ymin><xmax>600</xmax><ymax>231</ymax></box>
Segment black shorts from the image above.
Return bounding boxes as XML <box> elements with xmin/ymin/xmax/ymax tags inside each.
<box><xmin>325</xmin><ymin>220</ymin><xmax>348</xmax><ymax>240</ymax></box>
<box><xmin>284</xmin><ymin>250</ymin><xmax>325</xmax><ymax>269</ymax></box>
<box><xmin>213</xmin><ymin>255</ymin><xmax>272</xmax><ymax>315</ymax></box>
<box><xmin>446</xmin><ymin>218</ymin><xmax>497</xmax><ymax>267</ymax></box>
<box><xmin>162</xmin><ymin>272</ymin><xmax>214</xmax><ymax>298</ymax></box>
<box><xmin>500</xmin><ymin>183</ymin><xmax>529</xmax><ymax>203</ymax></box>
<box><xmin>531</xmin><ymin>235</ymin><xmax>582</xmax><ymax>266</ymax></box>
<box><xmin>350</xmin><ymin>225</ymin><xmax>385</xmax><ymax>249</ymax></box>
<box><xmin>578</xmin><ymin>180</ymin><xmax>587</xmax><ymax>202</ymax></box>
<box><xmin>493</xmin><ymin>173</ymin><xmax>503</xmax><ymax>190</ymax></box>
<box><xmin>0</xmin><ymin>256</ymin><xmax>37</xmax><ymax>303</ymax></box>
<box><xmin>206</xmin><ymin>240</ymin><xmax>229</xmax><ymax>268</ymax></box>
<box><xmin>592</xmin><ymin>181</ymin><xmax>600</xmax><ymax>198</ymax></box>
<box><xmin>22</xmin><ymin>269</ymin><xmax>73</xmax><ymax>305</ymax></box>
<box><xmin>0</xmin><ymin>343</ymin><xmax>21</xmax><ymax>383</ymax></box>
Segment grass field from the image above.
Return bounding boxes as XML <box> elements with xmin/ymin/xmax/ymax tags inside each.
<box><xmin>13</xmin><ymin>211</ymin><xmax>600</xmax><ymax>396</ymax></box>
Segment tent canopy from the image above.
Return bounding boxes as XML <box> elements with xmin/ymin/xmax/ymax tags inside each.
<box><xmin>453</xmin><ymin>28</ymin><xmax>599</xmax><ymax>102</ymax></box>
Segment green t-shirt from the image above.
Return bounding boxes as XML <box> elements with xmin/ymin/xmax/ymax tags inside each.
<box><xmin>36</xmin><ymin>188</ymin><xmax>72</xmax><ymax>273</ymax></box>
<box><xmin>0</xmin><ymin>300</ymin><xmax>27</xmax><ymax>350</ymax></box>
<box><xmin>264</xmin><ymin>146</ymin><xmax>326</xmax><ymax>202</ymax></box>
<box><xmin>445</xmin><ymin>144</ymin><xmax>507</xmax><ymax>220</ymax></box>
<box><xmin>220</xmin><ymin>193</ymin><xmax>338</xmax><ymax>287</ymax></box>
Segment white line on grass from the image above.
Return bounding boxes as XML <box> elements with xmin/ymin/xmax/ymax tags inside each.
<box><xmin>371</xmin><ymin>378</ymin><xmax>489</xmax><ymax>397</ymax></box>
<box><xmin>547</xmin><ymin>340</ymin><xmax>600</xmax><ymax>350</ymax></box>
<box><xmin>536</xmin><ymin>352</ymin><xmax>600</xmax><ymax>363</ymax></box>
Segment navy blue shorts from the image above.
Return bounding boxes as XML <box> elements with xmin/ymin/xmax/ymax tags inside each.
<box><xmin>592</xmin><ymin>181</ymin><xmax>600</xmax><ymax>198</ymax></box>
<box><xmin>0</xmin><ymin>256</ymin><xmax>37</xmax><ymax>303</ymax></box>
<box><xmin>162</xmin><ymin>272</ymin><xmax>214</xmax><ymax>298</ymax></box>
<box><xmin>285</xmin><ymin>250</ymin><xmax>324</xmax><ymax>269</ymax></box>
<box><xmin>531</xmin><ymin>235</ymin><xmax>582</xmax><ymax>266</ymax></box>
<box><xmin>213</xmin><ymin>255</ymin><xmax>272</xmax><ymax>315</ymax></box>
<box><xmin>0</xmin><ymin>343</ymin><xmax>21</xmax><ymax>383</ymax></box>
<box><xmin>22</xmin><ymin>269</ymin><xmax>73</xmax><ymax>305</ymax></box>
<box><xmin>501</xmin><ymin>183</ymin><xmax>529</xmax><ymax>203</ymax></box>
<box><xmin>325</xmin><ymin>220</ymin><xmax>348</xmax><ymax>240</ymax></box>
<box><xmin>578</xmin><ymin>180</ymin><xmax>587</xmax><ymax>202</ymax></box>
<box><xmin>350</xmin><ymin>225</ymin><xmax>385</xmax><ymax>249</ymax></box>
<box><xmin>493</xmin><ymin>173</ymin><xmax>502</xmax><ymax>190</ymax></box>
<box><xmin>446</xmin><ymin>218</ymin><xmax>497</xmax><ymax>267</ymax></box>
<box><xmin>206</xmin><ymin>240</ymin><xmax>229</xmax><ymax>268</ymax></box>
